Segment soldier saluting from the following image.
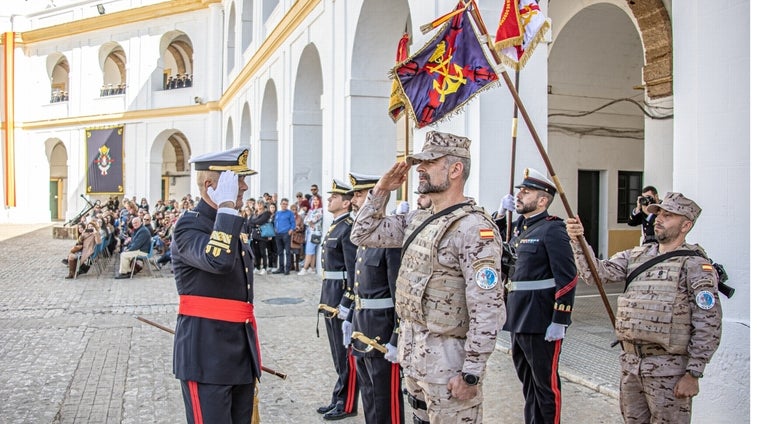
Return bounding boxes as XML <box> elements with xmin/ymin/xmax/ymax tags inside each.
<box><xmin>171</xmin><ymin>147</ymin><xmax>261</xmax><ymax>423</ymax></box>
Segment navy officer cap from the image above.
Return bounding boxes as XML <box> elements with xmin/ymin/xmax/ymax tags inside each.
<box><xmin>189</xmin><ymin>146</ymin><xmax>257</xmax><ymax>176</ymax></box>
<box><xmin>327</xmin><ymin>179</ymin><xmax>353</xmax><ymax>195</ymax></box>
<box><xmin>347</xmin><ymin>172</ymin><xmax>381</xmax><ymax>193</ymax></box>
<box><xmin>515</xmin><ymin>168</ymin><xmax>556</xmax><ymax>196</ymax></box>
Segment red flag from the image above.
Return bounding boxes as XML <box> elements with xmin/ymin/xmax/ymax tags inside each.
<box><xmin>388</xmin><ymin>33</ymin><xmax>410</xmax><ymax>122</ymax></box>
<box><xmin>494</xmin><ymin>0</ymin><xmax>550</xmax><ymax>70</ymax></box>
<box><xmin>391</xmin><ymin>3</ymin><xmax>498</xmax><ymax>128</ymax></box>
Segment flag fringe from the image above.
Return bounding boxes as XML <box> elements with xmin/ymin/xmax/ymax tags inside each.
<box><xmin>496</xmin><ymin>19</ymin><xmax>550</xmax><ymax>70</ymax></box>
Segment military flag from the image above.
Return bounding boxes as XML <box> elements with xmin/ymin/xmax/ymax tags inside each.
<box><xmin>85</xmin><ymin>126</ymin><xmax>124</xmax><ymax>194</ymax></box>
<box><xmin>388</xmin><ymin>33</ymin><xmax>410</xmax><ymax>122</ymax></box>
<box><xmin>391</xmin><ymin>2</ymin><xmax>498</xmax><ymax>128</ymax></box>
<box><xmin>494</xmin><ymin>0</ymin><xmax>550</xmax><ymax>70</ymax></box>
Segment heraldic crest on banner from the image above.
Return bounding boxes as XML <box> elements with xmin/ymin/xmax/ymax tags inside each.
<box><xmin>86</xmin><ymin>126</ymin><xmax>124</xmax><ymax>194</ymax></box>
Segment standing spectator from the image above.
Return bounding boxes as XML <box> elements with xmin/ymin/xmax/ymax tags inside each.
<box><xmin>272</xmin><ymin>198</ymin><xmax>296</xmax><ymax>275</ymax></box>
<box><xmin>316</xmin><ymin>179</ymin><xmax>359</xmax><ymax>420</ymax></box>
<box><xmin>627</xmin><ymin>185</ymin><xmax>660</xmax><ymax>244</ymax></box>
<box><xmin>350</xmin><ymin>131</ymin><xmax>505</xmax><ymax>423</ymax></box>
<box><xmin>290</xmin><ymin>203</ymin><xmax>306</xmax><ymax>272</ymax></box>
<box><xmin>249</xmin><ymin>200</ymin><xmax>273</xmax><ymax>274</ymax></box>
<box><xmin>171</xmin><ymin>147</ymin><xmax>261</xmax><ymax>423</ymax></box>
<box><xmin>296</xmin><ymin>192</ymin><xmax>309</xmax><ymax>210</ymax></box>
<box><xmin>309</xmin><ymin>184</ymin><xmax>322</xmax><ymax>209</ymax></box>
<box><xmin>496</xmin><ymin>168</ymin><xmax>577</xmax><ymax>424</ymax></box>
<box><xmin>566</xmin><ymin>193</ymin><xmax>722</xmax><ymax>423</ymax></box>
<box><xmin>115</xmin><ymin>217</ymin><xmax>152</xmax><ymax>279</ymax></box>
<box><xmin>265</xmin><ymin>203</ymin><xmax>278</xmax><ymax>272</ymax></box>
<box><xmin>300</xmin><ymin>195</ymin><xmax>323</xmax><ymax>274</ymax></box>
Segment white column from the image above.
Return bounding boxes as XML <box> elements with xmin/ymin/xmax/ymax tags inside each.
<box><xmin>672</xmin><ymin>1</ymin><xmax>749</xmax><ymax>421</ymax></box>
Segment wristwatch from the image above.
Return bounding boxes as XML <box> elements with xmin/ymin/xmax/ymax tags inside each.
<box><xmin>687</xmin><ymin>370</ymin><xmax>703</xmax><ymax>378</ymax></box>
<box><xmin>461</xmin><ymin>373</ymin><xmax>480</xmax><ymax>386</ymax></box>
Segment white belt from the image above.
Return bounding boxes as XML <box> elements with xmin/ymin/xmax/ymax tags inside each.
<box><xmin>506</xmin><ymin>278</ymin><xmax>556</xmax><ymax>291</ymax></box>
<box><xmin>323</xmin><ymin>270</ymin><xmax>348</xmax><ymax>280</ymax></box>
<box><xmin>355</xmin><ymin>297</ymin><xmax>394</xmax><ymax>310</ymax></box>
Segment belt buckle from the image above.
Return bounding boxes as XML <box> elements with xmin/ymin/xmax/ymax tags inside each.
<box><xmin>354</xmin><ymin>298</ymin><xmax>362</xmax><ymax>310</ymax></box>
<box><xmin>505</xmin><ymin>281</ymin><xmax>512</xmax><ymax>291</ymax></box>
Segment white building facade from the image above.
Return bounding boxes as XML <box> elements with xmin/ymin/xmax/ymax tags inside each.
<box><xmin>0</xmin><ymin>0</ymin><xmax>749</xmax><ymax>419</ymax></box>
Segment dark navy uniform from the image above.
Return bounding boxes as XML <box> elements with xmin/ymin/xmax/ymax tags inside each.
<box><xmin>499</xmin><ymin>210</ymin><xmax>577</xmax><ymax>424</ymax></box>
<box><xmin>172</xmin><ymin>199</ymin><xmax>261</xmax><ymax>424</ymax></box>
<box><xmin>351</xmin><ymin>245</ymin><xmax>404</xmax><ymax>424</ymax></box>
<box><xmin>319</xmin><ymin>212</ymin><xmax>359</xmax><ymax>416</ymax></box>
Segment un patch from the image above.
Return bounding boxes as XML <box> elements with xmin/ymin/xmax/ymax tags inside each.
<box><xmin>475</xmin><ymin>266</ymin><xmax>498</xmax><ymax>290</ymax></box>
<box><xmin>695</xmin><ymin>291</ymin><xmax>716</xmax><ymax>310</ymax></box>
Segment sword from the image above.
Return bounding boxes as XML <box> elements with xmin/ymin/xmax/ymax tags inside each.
<box><xmin>136</xmin><ymin>316</ymin><xmax>287</xmax><ymax>380</ymax></box>
<box><xmin>317</xmin><ymin>303</ymin><xmax>339</xmax><ymax>319</ymax></box>
<box><xmin>351</xmin><ymin>331</ymin><xmax>388</xmax><ymax>354</ymax></box>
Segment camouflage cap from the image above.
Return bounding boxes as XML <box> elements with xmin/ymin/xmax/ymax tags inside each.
<box><xmin>406</xmin><ymin>131</ymin><xmax>471</xmax><ymax>165</ymax></box>
<box><xmin>647</xmin><ymin>192</ymin><xmax>702</xmax><ymax>222</ymax></box>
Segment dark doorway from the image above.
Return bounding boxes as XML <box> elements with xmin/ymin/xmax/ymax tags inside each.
<box><xmin>49</xmin><ymin>179</ymin><xmax>61</xmax><ymax>220</ymax></box>
<box><xmin>577</xmin><ymin>170</ymin><xmax>600</xmax><ymax>254</ymax></box>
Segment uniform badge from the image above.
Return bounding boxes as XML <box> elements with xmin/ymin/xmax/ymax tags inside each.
<box><xmin>695</xmin><ymin>291</ymin><xmax>716</xmax><ymax>310</ymax></box>
<box><xmin>479</xmin><ymin>229</ymin><xmax>494</xmax><ymax>240</ymax></box>
<box><xmin>475</xmin><ymin>266</ymin><xmax>498</xmax><ymax>290</ymax></box>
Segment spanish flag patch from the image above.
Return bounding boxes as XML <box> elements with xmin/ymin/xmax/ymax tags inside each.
<box><xmin>701</xmin><ymin>264</ymin><xmax>714</xmax><ymax>272</ymax></box>
<box><xmin>479</xmin><ymin>229</ymin><xmax>494</xmax><ymax>239</ymax></box>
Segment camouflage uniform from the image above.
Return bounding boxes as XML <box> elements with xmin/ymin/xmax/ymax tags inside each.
<box><xmin>571</xmin><ymin>193</ymin><xmax>721</xmax><ymax>423</ymax></box>
<box><xmin>352</xmin><ymin>193</ymin><xmax>505</xmax><ymax>424</ymax></box>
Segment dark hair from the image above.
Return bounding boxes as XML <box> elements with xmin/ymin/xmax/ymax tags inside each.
<box><xmin>642</xmin><ymin>186</ymin><xmax>658</xmax><ymax>195</ymax></box>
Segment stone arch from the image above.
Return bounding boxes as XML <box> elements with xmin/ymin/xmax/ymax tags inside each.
<box><xmin>149</xmin><ymin>130</ymin><xmax>192</xmax><ymax>202</ymax></box>
<box><xmin>227</xmin><ymin>2</ymin><xmax>237</xmax><ymax>74</ymax></box>
<box><xmin>292</xmin><ymin>43</ymin><xmax>323</xmax><ymax>197</ymax></box>
<box><xmin>46</xmin><ymin>53</ymin><xmax>69</xmax><ymax>103</ymax></box>
<box><xmin>159</xmin><ymin>31</ymin><xmax>194</xmax><ymax>90</ymax></box>
<box><xmin>99</xmin><ymin>42</ymin><xmax>126</xmax><ymax>95</ymax></box>
<box><xmin>549</xmin><ymin>0</ymin><xmax>672</xmax><ymax>99</ymax></box>
<box><xmin>45</xmin><ymin>138</ymin><xmax>67</xmax><ymax>220</ymax></box>
<box><xmin>350</xmin><ymin>0</ymin><xmax>411</xmax><ymax>176</ymax></box>
<box><xmin>226</xmin><ymin>117</ymin><xmax>235</xmax><ymax>149</ymax></box>
<box><xmin>259</xmin><ymin>79</ymin><xmax>278</xmax><ymax>194</ymax></box>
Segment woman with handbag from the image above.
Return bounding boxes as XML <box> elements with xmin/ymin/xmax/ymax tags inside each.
<box><xmin>299</xmin><ymin>195</ymin><xmax>323</xmax><ymax>274</ymax></box>
<box><xmin>248</xmin><ymin>200</ymin><xmax>272</xmax><ymax>274</ymax></box>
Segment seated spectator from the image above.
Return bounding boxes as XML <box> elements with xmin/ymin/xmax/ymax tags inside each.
<box><xmin>115</xmin><ymin>217</ymin><xmax>152</xmax><ymax>279</ymax></box>
<box><xmin>64</xmin><ymin>221</ymin><xmax>101</xmax><ymax>279</ymax></box>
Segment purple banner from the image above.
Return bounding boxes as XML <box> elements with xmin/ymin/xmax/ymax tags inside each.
<box><xmin>86</xmin><ymin>126</ymin><xmax>124</xmax><ymax>194</ymax></box>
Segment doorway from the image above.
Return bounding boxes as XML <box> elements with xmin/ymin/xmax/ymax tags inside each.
<box><xmin>577</xmin><ymin>170</ymin><xmax>600</xmax><ymax>254</ymax></box>
<box><xmin>49</xmin><ymin>179</ymin><xmax>62</xmax><ymax>220</ymax></box>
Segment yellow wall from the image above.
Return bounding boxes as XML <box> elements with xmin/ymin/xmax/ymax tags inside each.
<box><xmin>608</xmin><ymin>229</ymin><xmax>642</xmax><ymax>257</ymax></box>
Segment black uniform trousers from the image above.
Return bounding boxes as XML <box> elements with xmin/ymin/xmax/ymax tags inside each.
<box><xmin>355</xmin><ymin>356</ymin><xmax>404</xmax><ymax>424</ymax></box>
<box><xmin>511</xmin><ymin>333</ymin><xmax>562</xmax><ymax>424</ymax></box>
<box><xmin>180</xmin><ymin>380</ymin><xmax>254</xmax><ymax>424</ymax></box>
<box><xmin>324</xmin><ymin>315</ymin><xmax>359</xmax><ymax>413</ymax></box>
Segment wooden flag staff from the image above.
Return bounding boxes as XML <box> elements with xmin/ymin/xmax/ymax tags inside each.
<box><xmin>468</xmin><ymin>2</ymin><xmax>616</xmax><ymax>326</ymax></box>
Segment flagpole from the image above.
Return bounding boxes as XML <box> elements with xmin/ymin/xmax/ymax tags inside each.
<box><xmin>403</xmin><ymin>110</ymin><xmax>410</xmax><ymax>201</ymax></box>
<box><xmin>468</xmin><ymin>2</ymin><xmax>616</xmax><ymax>326</ymax></box>
<box><xmin>506</xmin><ymin>70</ymin><xmax>519</xmax><ymax>243</ymax></box>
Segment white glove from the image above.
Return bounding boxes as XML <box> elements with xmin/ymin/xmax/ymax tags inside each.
<box><xmin>498</xmin><ymin>194</ymin><xmax>516</xmax><ymax>215</ymax></box>
<box><xmin>384</xmin><ymin>343</ymin><xmax>398</xmax><ymax>363</ymax></box>
<box><xmin>396</xmin><ymin>201</ymin><xmax>410</xmax><ymax>215</ymax></box>
<box><xmin>544</xmin><ymin>322</ymin><xmax>567</xmax><ymax>342</ymax></box>
<box><xmin>207</xmin><ymin>170</ymin><xmax>239</xmax><ymax>207</ymax></box>
<box><xmin>337</xmin><ymin>305</ymin><xmax>350</xmax><ymax>321</ymax></box>
<box><xmin>342</xmin><ymin>321</ymin><xmax>353</xmax><ymax>347</ymax></box>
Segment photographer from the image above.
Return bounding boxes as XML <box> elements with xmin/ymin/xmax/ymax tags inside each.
<box><xmin>628</xmin><ymin>185</ymin><xmax>659</xmax><ymax>244</ymax></box>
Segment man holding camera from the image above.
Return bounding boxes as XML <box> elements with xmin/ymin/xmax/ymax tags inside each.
<box><xmin>628</xmin><ymin>185</ymin><xmax>660</xmax><ymax>244</ymax></box>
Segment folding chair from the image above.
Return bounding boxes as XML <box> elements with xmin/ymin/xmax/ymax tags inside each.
<box><xmin>130</xmin><ymin>239</ymin><xmax>162</xmax><ymax>278</ymax></box>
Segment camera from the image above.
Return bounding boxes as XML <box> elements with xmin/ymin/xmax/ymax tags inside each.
<box><xmin>85</xmin><ymin>228</ymin><xmax>94</xmax><ymax>233</ymax></box>
<box><xmin>638</xmin><ymin>195</ymin><xmax>655</xmax><ymax>206</ymax></box>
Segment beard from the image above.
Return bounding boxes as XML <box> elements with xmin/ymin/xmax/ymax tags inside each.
<box><xmin>417</xmin><ymin>172</ymin><xmax>450</xmax><ymax>194</ymax></box>
<box><xmin>654</xmin><ymin>222</ymin><xmax>682</xmax><ymax>243</ymax></box>
<box><xmin>516</xmin><ymin>197</ymin><xmax>538</xmax><ymax>215</ymax></box>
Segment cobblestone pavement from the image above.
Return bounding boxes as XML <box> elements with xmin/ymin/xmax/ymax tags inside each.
<box><xmin>0</xmin><ymin>225</ymin><xmax>622</xmax><ymax>423</ymax></box>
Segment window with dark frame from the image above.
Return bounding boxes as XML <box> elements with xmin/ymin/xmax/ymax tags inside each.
<box><xmin>617</xmin><ymin>171</ymin><xmax>643</xmax><ymax>223</ymax></box>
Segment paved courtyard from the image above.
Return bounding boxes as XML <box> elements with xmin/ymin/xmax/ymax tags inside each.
<box><xmin>0</xmin><ymin>225</ymin><xmax>622</xmax><ymax>423</ymax></box>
